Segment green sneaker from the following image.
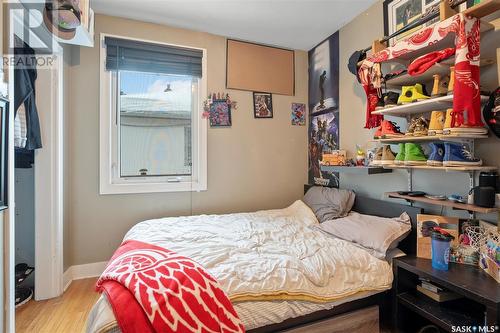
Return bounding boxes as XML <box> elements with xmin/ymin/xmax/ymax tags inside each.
<box><xmin>394</xmin><ymin>143</ymin><xmax>405</xmax><ymax>165</ymax></box>
<box><xmin>404</xmin><ymin>143</ymin><xmax>427</xmax><ymax>165</ymax></box>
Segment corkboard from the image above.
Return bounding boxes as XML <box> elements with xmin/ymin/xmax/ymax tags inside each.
<box><xmin>226</xmin><ymin>39</ymin><xmax>294</xmax><ymax>96</ymax></box>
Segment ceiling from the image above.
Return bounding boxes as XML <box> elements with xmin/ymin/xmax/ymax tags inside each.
<box><xmin>92</xmin><ymin>0</ymin><xmax>377</xmax><ymax>50</ymax></box>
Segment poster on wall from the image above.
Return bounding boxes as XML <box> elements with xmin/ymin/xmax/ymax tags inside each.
<box><xmin>308</xmin><ymin>31</ymin><xmax>340</xmax><ymax>188</ymax></box>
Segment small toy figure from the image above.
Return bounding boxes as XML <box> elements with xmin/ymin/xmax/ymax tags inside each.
<box><xmin>356</xmin><ymin>145</ymin><xmax>366</xmax><ymax>166</ymax></box>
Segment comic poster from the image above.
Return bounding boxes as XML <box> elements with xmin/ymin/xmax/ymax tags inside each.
<box><xmin>308</xmin><ymin>31</ymin><xmax>340</xmax><ymax>187</ymax></box>
<box><xmin>291</xmin><ymin>103</ymin><xmax>306</xmax><ymax>126</ymax></box>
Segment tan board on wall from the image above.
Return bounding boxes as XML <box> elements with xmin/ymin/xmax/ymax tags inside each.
<box><xmin>226</xmin><ymin>39</ymin><xmax>295</xmax><ymax>96</ymax></box>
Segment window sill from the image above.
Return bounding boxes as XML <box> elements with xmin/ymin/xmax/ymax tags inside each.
<box><xmin>99</xmin><ymin>181</ymin><xmax>207</xmax><ymax>195</ymax></box>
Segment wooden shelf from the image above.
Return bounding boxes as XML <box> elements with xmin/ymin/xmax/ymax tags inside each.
<box><xmin>386</xmin><ymin>191</ymin><xmax>498</xmax><ymax>214</ymax></box>
<box><xmin>463</xmin><ymin>0</ymin><xmax>500</xmax><ymax>18</ymax></box>
<box><xmin>372</xmin><ymin>134</ymin><xmax>489</xmax><ymax>144</ymax></box>
<box><xmin>395</xmin><ymin>257</ymin><xmax>500</xmax><ymax>306</ymax></box>
<box><xmin>398</xmin><ymin>292</ymin><xmax>480</xmax><ymax>331</ymax></box>
<box><xmin>384</xmin><ymin>164</ymin><xmax>497</xmax><ymax>172</ymax></box>
<box><xmin>320</xmin><ymin>165</ymin><xmax>392</xmax><ymax>175</ymax></box>
<box><xmin>372</xmin><ymin>95</ymin><xmax>489</xmax><ymax>117</ymax></box>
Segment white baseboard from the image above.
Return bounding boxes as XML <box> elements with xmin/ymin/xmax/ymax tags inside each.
<box><xmin>63</xmin><ymin>261</ymin><xmax>107</xmax><ymax>291</ymax></box>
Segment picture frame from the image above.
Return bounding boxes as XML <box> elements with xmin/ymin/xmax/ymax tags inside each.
<box><xmin>383</xmin><ymin>0</ymin><xmax>469</xmax><ymax>46</ymax></box>
<box><xmin>209</xmin><ymin>99</ymin><xmax>232</xmax><ymax>127</ymax></box>
<box><xmin>253</xmin><ymin>92</ymin><xmax>273</xmax><ymax>119</ymax></box>
<box><xmin>0</xmin><ymin>97</ymin><xmax>9</xmax><ymax>210</ymax></box>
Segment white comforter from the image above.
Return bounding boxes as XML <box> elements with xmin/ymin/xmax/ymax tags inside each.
<box><xmin>124</xmin><ymin>200</ymin><xmax>393</xmax><ymax>302</ymax></box>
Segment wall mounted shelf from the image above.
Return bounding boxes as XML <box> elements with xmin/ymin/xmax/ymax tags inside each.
<box><xmin>386</xmin><ymin>191</ymin><xmax>498</xmax><ymax>214</ymax></box>
<box><xmin>383</xmin><ymin>164</ymin><xmax>497</xmax><ymax>173</ymax></box>
<box><xmin>371</xmin><ymin>134</ymin><xmax>489</xmax><ymax>144</ymax></box>
<box><xmin>372</xmin><ymin>95</ymin><xmax>489</xmax><ymax>117</ymax></box>
<box><xmin>320</xmin><ymin>165</ymin><xmax>392</xmax><ymax>175</ymax></box>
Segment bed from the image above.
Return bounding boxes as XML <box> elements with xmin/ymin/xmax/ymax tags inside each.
<box><xmin>86</xmin><ymin>186</ymin><xmax>422</xmax><ymax>333</ymax></box>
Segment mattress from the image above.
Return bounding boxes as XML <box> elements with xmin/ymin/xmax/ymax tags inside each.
<box><xmin>86</xmin><ymin>290</ymin><xmax>384</xmax><ymax>333</ymax></box>
<box><xmin>86</xmin><ymin>200</ymin><xmax>394</xmax><ymax>332</ymax></box>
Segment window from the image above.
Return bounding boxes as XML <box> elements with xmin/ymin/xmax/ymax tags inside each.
<box><xmin>99</xmin><ymin>35</ymin><xmax>207</xmax><ymax>194</ymax></box>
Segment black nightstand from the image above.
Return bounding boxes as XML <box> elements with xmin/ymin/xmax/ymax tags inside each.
<box><xmin>393</xmin><ymin>256</ymin><xmax>500</xmax><ymax>333</ymax></box>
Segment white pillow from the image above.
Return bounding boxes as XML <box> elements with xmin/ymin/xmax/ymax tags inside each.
<box><xmin>316</xmin><ymin>211</ymin><xmax>411</xmax><ymax>259</ymax></box>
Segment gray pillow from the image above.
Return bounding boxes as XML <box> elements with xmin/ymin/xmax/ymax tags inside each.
<box><xmin>316</xmin><ymin>211</ymin><xmax>411</xmax><ymax>259</ymax></box>
<box><xmin>303</xmin><ymin>187</ymin><xmax>355</xmax><ymax>223</ymax></box>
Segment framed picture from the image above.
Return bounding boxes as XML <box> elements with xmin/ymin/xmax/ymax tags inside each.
<box><xmin>383</xmin><ymin>0</ymin><xmax>469</xmax><ymax>46</ymax></box>
<box><xmin>0</xmin><ymin>97</ymin><xmax>9</xmax><ymax>210</ymax></box>
<box><xmin>291</xmin><ymin>103</ymin><xmax>306</xmax><ymax>126</ymax></box>
<box><xmin>253</xmin><ymin>92</ymin><xmax>273</xmax><ymax>118</ymax></box>
<box><xmin>209</xmin><ymin>99</ymin><xmax>232</xmax><ymax>127</ymax></box>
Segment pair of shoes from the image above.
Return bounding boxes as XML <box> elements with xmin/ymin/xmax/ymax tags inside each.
<box><xmin>406</xmin><ymin>117</ymin><xmax>429</xmax><ymax>136</ymax></box>
<box><xmin>395</xmin><ymin>143</ymin><xmax>427</xmax><ymax>165</ymax></box>
<box><xmin>374</xmin><ymin>120</ymin><xmax>405</xmax><ymax>139</ymax></box>
<box><xmin>375</xmin><ymin>92</ymin><xmax>400</xmax><ymax>110</ymax></box>
<box><xmin>442</xmin><ymin>108</ymin><xmax>489</xmax><ymax>135</ymax></box>
<box><xmin>427</xmin><ymin>142</ymin><xmax>482</xmax><ymax>166</ymax></box>
<box><xmin>371</xmin><ymin>145</ymin><xmax>396</xmax><ymax>165</ymax></box>
<box><xmin>398</xmin><ymin>84</ymin><xmax>430</xmax><ymax>104</ymax></box>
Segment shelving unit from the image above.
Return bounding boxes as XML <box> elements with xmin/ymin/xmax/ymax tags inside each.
<box><xmin>393</xmin><ymin>257</ymin><xmax>499</xmax><ymax>332</ymax></box>
<box><xmin>357</xmin><ymin>0</ymin><xmax>500</xmax><ymax>220</ymax></box>
<box><xmin>320</xmin><ymin>165</ymin><xmax>392</xmax><ymax>175</ymax></box>
<box><xmin>386</xmin><ymin>191</ymin><xmax>498</xmax><ymax>214</ymax></box>
<box><xmin>372</xmin><ymin>95</ymin><xmax>489</xmax><ymax>117</ymax></box>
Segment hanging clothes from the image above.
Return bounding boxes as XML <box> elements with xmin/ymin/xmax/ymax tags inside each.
<box><xmin>14</xmin><ymin>36</ymin><xmax>42</xmax><ymax>150</ymax></box>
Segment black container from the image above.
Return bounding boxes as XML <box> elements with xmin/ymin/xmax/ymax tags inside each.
<box><xmin>479</xmin><ymin>172</ymin><xmax>499</xmax><ymax>192</ymax></box>
<box><xmin>473</xmin><ymin>186</ymin><xmax>496</xmax><ymax>208</ymax></box>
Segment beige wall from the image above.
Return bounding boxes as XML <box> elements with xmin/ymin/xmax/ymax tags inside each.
<box><xmin>66</xmin><ymin>14</ymin><xmax>308</xmax><ymax>266</ymax></box>
<box><xmin>338</xmin><ymin>1</ymin><xmax>500</xmax><ymax>219</ymax></box>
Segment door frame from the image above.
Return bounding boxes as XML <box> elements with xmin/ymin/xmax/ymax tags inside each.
<box><xmin>5</xmin><ymin>3</ymin><xmax>65</xmax><ymax>331</ymax></box>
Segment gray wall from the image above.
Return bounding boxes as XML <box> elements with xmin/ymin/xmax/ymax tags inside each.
<box><xmin>338</xmin><ymin>1</ymin><xmax>500</xmax><ymax>221</ymax></box>
<box><xmin>65</xmin><ymin>14</ymin><xmax>309</xmax><ymax>267</ymax></box>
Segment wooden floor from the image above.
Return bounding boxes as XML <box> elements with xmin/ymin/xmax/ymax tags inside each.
<box><xmin>16</xmin><ymin>278</ymin><xmax>100</xmax><ymax>333</ymax></box>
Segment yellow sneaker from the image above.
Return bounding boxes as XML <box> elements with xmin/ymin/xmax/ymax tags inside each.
<box><xmin>431</xmin><ymin>74</ymin><xmax>449</xmax><ymax>98</ymax></box>
<box><xmin>398</xmin><ymin>84</ymin><xmax>430</xmax><ymax>104</ymax></box>
<box><xmin>442</xmin><ymin>108</ymin><xmax>454</xmax><ymax>135</ymax></box>
<box><xmin>428</xmin><ymin>111</ymin><xmax>446</xmax><ymax>136</ymax></box>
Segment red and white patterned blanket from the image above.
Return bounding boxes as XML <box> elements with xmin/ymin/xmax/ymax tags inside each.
<box><xmin>96</xmin><ymin>240</ymin><xmax>245</xmax><ymax>333</ymax></box>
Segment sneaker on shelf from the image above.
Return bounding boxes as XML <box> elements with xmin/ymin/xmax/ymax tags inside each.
<box><xmin>15</xmin><ymin>287</ymin><xmax>33</xmax><ymax>308</ymax></box>
<box><xmin>447</xmin><ymin>125</ymin><xmax>489</xmax><ymax>136</ymax></box>
<box><xmin>15</xmin><ymin>263</ymin><xmax>34</xmax><ymax>286</ymax></box>
<box><xmin>431</xmin><ymin>74</ymin><xmax>449</xmax><ymax>98</ymax></box>
<box><xmin>428</xmin><ymin>111</ymin><xmax>446</xmax><ymax>136</ymax></box>
<box><xmin>405</xmin><ymin>117</ymin><xmax>419</xmax><ymax>136</ymax></box>
<box><xmin>380</xmin><ymin>145</ymin><xmax>396</xmax><ymax>165</ymax></box>
<box><xmin>399</xmin><ymin>84</ymin><xmax>430</xmax><ymax>104</ymax></box>
<box><xmin>447</xmin><ymin>66</ymin><xmax>455</xmax><ymax>95</ymax></box>
<box><xmin>404</xmin><ymin>143</ymin><xmax>427</xmax><ymax>165</ymax></box>
<box><xmin>383</xmin><ymin>92</ymin><xmax>400</xmax><ymax>108</ymax></box>
<box><xmin>413</xmin><ymin>117</ymin><xmax>430</xmax><ymax>137</ymax></box>
<box><xmin>375</xmin><ymin>93</ymin><xmax>386</xmax><ymax>110</ymax></box>
<box><xmin>443</xmin><ymin>142</ymin><xmax>482</xmax><ymax>167</ymax></box>
<box><xmin>442</xmin><ymin>108</ymin><xmax>454</xmax><ymax>135</ymax></box>
<box><xmin>380</xmin><ymin>120</ymin><xmax>405</xmax><ymax>138</ymax></box>
<box><xmin>427</xmin><ymin>143</ymin><xmax>445</xmax><ymax>166</ymax></box>
<box><xmin>442</xmin><ymin>108</ymin><xmax>488</xmax><ymax>135</ymax></box>
<box><xmin>373</xmin><ymin>124</ymin><xmax>383</xmax><ymax>139</ymax></box>
<box><xmin>370</xmin><ymin>147</ymin><xmax>383</xmax><ymax>166</ymax></box>
<box><xmin>394</xmin><ymin>143</ymin><xmax>406</xmax><ymax>165</ymax></box>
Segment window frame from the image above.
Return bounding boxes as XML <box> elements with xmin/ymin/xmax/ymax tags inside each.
<box><xmin>99</xmin><ymin>33</ymin><xmax>207</xmax><ymax>194</ymax></box>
